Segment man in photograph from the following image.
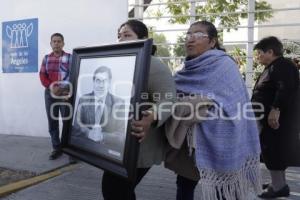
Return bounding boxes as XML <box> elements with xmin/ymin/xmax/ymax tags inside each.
<box><xmin>72</xmin><ymin>66</ymin><xmax>126</xmax><ymax>156</ymax></box>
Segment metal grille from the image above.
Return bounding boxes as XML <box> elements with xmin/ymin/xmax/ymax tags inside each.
<box><xmin>128</xmin><ymin>0</ymin><xmax>300</xmax><ymax>94</ymax></box>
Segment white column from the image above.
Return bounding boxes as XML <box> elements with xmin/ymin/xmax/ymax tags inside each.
<box><xmin>189</xmin><ymin>0</ymin><xmax>196</xmax><ymax>25</ymax></box>
<box><xmin>246</xmin><ymin>0</ymin><xmax>255</xmax><ymax>95</ymax></box>
<box><xmin>134</xmin><ymin>0</ymin><xmax>144</xmax><ymax>19</ymax></box>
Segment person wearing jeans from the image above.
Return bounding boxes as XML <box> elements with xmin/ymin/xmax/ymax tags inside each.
<box><xmin>39</xmin><ymin>32</ymin><xmax>72</xmax><ymax>160</ymax></box>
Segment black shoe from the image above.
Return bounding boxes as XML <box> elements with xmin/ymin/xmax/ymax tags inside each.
<box><xmin>262</xmin><ymin>183</ymin><xmax>270</xmax><ymax>190</ymax></box>
<box><xmin>258</xmin><ymin>185</ymin><xmax>290</xmax><ymax>199</ymax></box>
<box><xmin>49</xmin><ymin>150</ymin><xmax>63</xmax><ymax>160</ymax></box>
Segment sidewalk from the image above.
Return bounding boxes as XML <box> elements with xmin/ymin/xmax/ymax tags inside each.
<box><xmin>0</xmin><ymin>134</ymin><xmax>300</xmax><ymax>200</ymax></box>
<box><xmin>0</xmin><ymin>135</ymin><xmax>69</xmax><ymax>174</ymax></box>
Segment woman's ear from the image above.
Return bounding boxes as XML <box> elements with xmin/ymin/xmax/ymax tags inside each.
<box><xmin>210</xmin><ymin>38</ymin><xmax>217</xmax><ymax>49</ymax></box>
<box><xmin>267</xmin><ymin>49</ymin><xmax>274</xmax><ymax>56</ymax></box>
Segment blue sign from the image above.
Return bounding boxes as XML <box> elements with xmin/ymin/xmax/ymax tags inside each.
<box><xmin>2</xmin><ymin>18</ymin><xmax>38</xmax><ymax>73</ymax></box>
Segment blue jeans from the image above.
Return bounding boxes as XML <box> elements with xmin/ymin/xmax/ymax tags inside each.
<box><xmin>44</xmin><ymin>89</ymin><xmax>69</xmax><ymax>150</ymax></box>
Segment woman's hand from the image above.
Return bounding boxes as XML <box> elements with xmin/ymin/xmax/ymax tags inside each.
<box><xmin>268</xmin><ymin>108</ymin><xmax>280</xmax><ymax>130</ymax></box>
<box><xmin>131</xmin><ymin>110</ymin><xmax>156</xmax><ymax>143</ymax></box>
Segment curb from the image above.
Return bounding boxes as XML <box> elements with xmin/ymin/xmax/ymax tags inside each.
<box><xmin>0</xmin><ymin>164</ymin><xmax>77</xmax><ymax>197</ymax></box>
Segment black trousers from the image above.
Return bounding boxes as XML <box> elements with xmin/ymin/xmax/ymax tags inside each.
<box><xmin>102</xmin><ymin>168</ymin><xmax>150</xmax><ymax>200</ymax></box>
<box><xmin>176</xmin><ymin>175</ymin><xmax>198</xmax><ymax>200</ymax></box>
<box><xmin>176</xmin><ymin>175</ymin><xmax>235</xmax><ymax>200</ymax></box>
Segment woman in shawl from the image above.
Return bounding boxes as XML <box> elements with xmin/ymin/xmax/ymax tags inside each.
<box><xmin>173</xmin><ymin>21</ymin><xmax>262</xmax><ymax>200</ymax></box>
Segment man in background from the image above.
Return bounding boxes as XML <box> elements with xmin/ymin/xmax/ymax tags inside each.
<box><xmin>39</xmin><ymin>33</ymin><xmax>72</xmax><ymax>160</ymax></box>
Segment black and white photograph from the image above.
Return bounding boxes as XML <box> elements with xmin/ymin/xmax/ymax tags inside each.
<box><xmin>70</xmin><ymin>56</ymin><xmax>136</xmax><ymax>161</ymax></box>
<box><xmin>61</xmin><ymin>40</ymin><xmax>152</xmax><ymax>179</ymax></box>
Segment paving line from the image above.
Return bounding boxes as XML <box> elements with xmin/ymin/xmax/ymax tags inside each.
<box><xmin>0</xmin><ymin>164</ymin><xmax>78</xmax><ymax>197</ymax></box>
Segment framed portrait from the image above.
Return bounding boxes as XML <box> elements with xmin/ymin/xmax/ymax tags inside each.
<box><xmin>62</xmin><ymin>39</ymin><xmax>153</xmax><ymax>180</ymax></box>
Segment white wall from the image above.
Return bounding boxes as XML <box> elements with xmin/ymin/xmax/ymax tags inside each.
<box><xmin>0</xmin><ymin>0</ymin><xmax>127</xmax><ymax>137</ymax></box>
<box><xmin>258</xmin><ymin>0</ymin><xmax>300</xmax><ymax>40</ymax></box>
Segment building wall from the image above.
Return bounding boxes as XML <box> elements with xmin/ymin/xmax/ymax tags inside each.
<box><xmin>0</xmin><ymin>0</ymin><xmax>127</xmax><ymax>137</ymax></box>
<box><xmin>258</xmin><ymin>0</ymin><xmax>300</xmax><ymax>40</ymax></box>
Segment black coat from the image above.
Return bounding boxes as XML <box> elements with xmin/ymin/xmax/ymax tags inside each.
<box><xmin>252</xmin><ymin>57</ymin><xmax>300</xmax><ymax>169</ymax></box>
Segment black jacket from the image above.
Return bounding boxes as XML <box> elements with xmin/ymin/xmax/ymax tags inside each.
<box><xmin>252</xmin><ymin>57</ymin><xmax>300</xmax><ymax>168</ymax></box>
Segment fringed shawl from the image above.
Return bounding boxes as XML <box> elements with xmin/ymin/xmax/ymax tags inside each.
<box><xmin>175</xmin><ymin>49</ymin><xmax>262</xmax><ymax>199</ymax></box>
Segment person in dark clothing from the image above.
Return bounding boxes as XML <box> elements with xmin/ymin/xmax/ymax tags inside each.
<box><xmin>101</xmin><ymin>20</ymin><xmax>176</xmax><ymax>200</ymax></box>
<box><xmin>252</xmin><ymin>36</ymin><xmax>299</xmax><ymax>199</ymax></box>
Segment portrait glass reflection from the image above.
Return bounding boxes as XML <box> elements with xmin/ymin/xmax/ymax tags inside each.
<box><xmin>69</xmin><ymin>56</ymin><xmax>136</xmax><ymax>162</ymax></box>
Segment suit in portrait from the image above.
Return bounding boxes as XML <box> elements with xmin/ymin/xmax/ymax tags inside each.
<box><xmin>70</xmin><ymin>66</ymin><xmax>127</xmax><ymax>160</ymax></box>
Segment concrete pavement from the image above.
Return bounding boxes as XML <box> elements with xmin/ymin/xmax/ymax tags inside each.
<box><xmin>0</xmin><ymin>134</ymin><xmax>300</xmax><ymax>200</ymax></box>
